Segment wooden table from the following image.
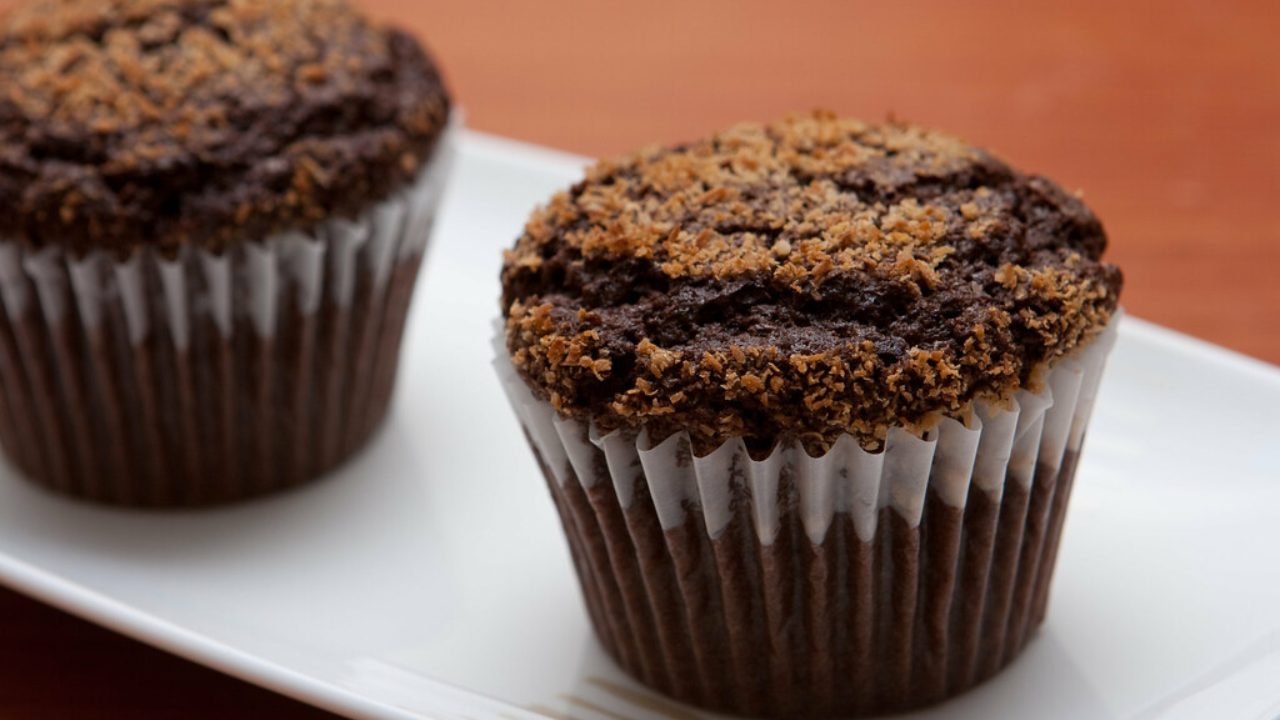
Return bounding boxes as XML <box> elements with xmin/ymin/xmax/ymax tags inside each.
<box><xmin>1</xmin><ymin>0</ymin><xmax>1276</xmax><ymax>717</ymax></box>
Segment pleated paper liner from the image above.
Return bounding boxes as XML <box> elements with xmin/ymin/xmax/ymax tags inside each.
<box><xmin>496</xmin><ymin>317</ymin><xmax>1118</xmax><ymax>718</ymax></box>
<box><xmin>0</xmin><ymin>121</ymin><xmax>457</xmax><ymax>507</ymax></box>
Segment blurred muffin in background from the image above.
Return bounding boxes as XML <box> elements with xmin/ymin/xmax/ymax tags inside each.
<box><xmin>0</xmin><ymin>0</ymin><xmax>455</xmax><ymax>506</ymax></box>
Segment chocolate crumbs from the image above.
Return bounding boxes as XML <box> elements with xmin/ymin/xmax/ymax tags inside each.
<box><xmin>501</xmin><ymin>111</ymin><xmax>1123</xmax><ymax>455</ymax></box>
<box><xmin>0</xmin><ymin>0</ymin><xmax>451</xmax><ymax>254</ymax></box>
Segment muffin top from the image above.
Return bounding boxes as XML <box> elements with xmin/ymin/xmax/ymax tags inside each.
<box><xmin>0</xmin><ymin>0</ymin><xmax>450</xmax><ymax>254</ymax></box>
<box><xmin>502</xmin><ymin>112</ymin><xmax>1123</xmax><ymax>455</ymax></box>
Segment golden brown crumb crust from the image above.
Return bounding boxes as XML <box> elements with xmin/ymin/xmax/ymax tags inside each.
<box><xmin>501</xmin><ymin>112</ymin><xmax>1123</xmax><ymax>455</ymax></box>
<box><xmin>0</xmin><ymin>0</ymin><xmax>450</xmax><ymax>254</ymax></box>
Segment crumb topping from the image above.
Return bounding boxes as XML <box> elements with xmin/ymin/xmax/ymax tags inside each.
<box><xmin>0</xmin><ymin>0</ymin><xmax>450</xmax><ymax>253</ymax></box>
<box><xmin>502</xmin><ymin>112</ymin><xmax>1123</xmax><ymax>455</ymax></box>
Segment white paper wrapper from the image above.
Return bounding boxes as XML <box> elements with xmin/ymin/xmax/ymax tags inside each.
<box><xmin>495</xmin><ymin>315</ymin><xmax>1119</xmax><ymax>717</ymax></box>
<box><xmin>0</xmin><ymin>119</ymin><xmax>458</xmax><ymax>507</ymax></box>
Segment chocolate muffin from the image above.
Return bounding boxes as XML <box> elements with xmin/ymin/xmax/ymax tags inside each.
<box><xmin>0</xmin><ymin>0</ymin><xmax>454</xmax><ymax>505</ymax></box>
<box><xmin>497</xmin><ymin>111</ymin><xmax>1122</xmax><ymax>717</ymax></box>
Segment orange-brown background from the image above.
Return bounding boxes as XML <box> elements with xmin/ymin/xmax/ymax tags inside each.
<box><xmin>1</xmin><ymin>0</ymin><xmax>1277</xmax><ymax>717</ymax></box>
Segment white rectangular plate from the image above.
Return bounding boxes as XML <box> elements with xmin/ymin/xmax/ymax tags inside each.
<box><xmin>2</xmin><ymin>132</ymin><xmax>1279</xmax><ymax>720</ymax></box>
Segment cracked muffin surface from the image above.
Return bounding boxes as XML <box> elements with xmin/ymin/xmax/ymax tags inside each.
<box><xmin>501</xmin><ymin>111</ymin><xmax>1123</xmax><ymax>454</ymax></box>
<box><xmin>0</xmin><ymin>0</ymin><xmax>451</xmax><ymax>254</ymax></box>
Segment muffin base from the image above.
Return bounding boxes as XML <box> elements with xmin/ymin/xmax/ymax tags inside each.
<box><xmin>0</xmin><ymin>123</ymin><xmax>455</xmax><ymax>507</ymax></box>
<box><xmin>539</xmin><ymin>448</ymin><xmax>1082</xmax><ymax>717</ymax></box>
<box><xmin>498</xmin><ymin>318</ymin><xmax>1117</xmax><ymax>718</ymax></box>
<box><xmin>0</xmin><ymin>254</ymin><xmax>423</xmax><ymax>506</ymax></box>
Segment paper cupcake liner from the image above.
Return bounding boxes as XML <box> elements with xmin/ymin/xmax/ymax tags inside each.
<box><xmin>495</xmin><ymin>317</ymin><xmax>1118</xmax><ymax>717</ymax></box>
<box><xmin>0</xmin><ymin>120</ymin><xmax>457</xmax><ymax>507</ymax></box>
